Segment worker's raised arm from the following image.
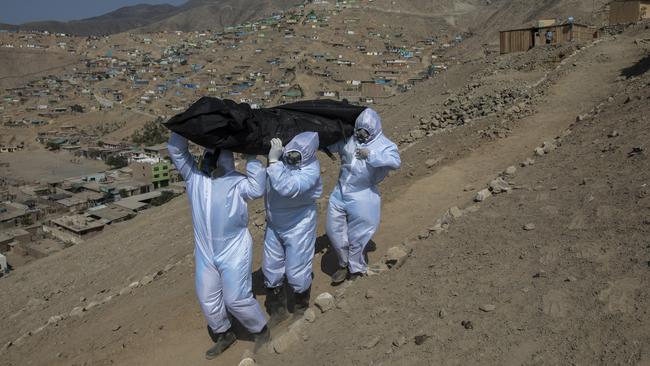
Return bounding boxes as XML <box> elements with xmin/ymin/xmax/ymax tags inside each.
<box><xmin>366</xmin><ymin>141</ymin><xmax>401</xmax><ymax>170</ymax></box>
<box><xmin>267</xmin><ymin>161</ymin><xmax>320</xmax><ymax>199</ymax></box>
<box><xmin>239</xmin><ymin>155</ymin><xmax>266</xmax><ymax>201</ymax></box>
<box><xmin>167</xmin><ymin>132</ymin><xmax>199</xmax><ymax>183</ymax></box>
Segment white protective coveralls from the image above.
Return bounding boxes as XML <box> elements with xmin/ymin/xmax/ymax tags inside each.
<box><xmin>263</xmin><ymin>132</ymin><xmax>323</xmax><ymax>293</ymax></box>
<box><xmin>326</xmin><ymin>109</ymin><xmax>401</xmax><ymax>274</ymax></box>
<box><xmin>168</xmin><ymin>132</ymin><xmax>267</xmax><ymax>334</ymax></box>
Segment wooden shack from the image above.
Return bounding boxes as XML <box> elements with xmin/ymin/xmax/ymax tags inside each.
<box><xmin>500</xmin><ymin>23</ymin><xmax>599</xmax><ymax>54</ymax></box>
<box><xmin>609</xmin><ymin>0</ymin><xmax>650</xmax><ymax>24</ymax></box>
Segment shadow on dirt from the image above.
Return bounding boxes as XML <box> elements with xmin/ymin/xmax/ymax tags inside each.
<box><xmin>317</xmin><ymin>234</ymin><xmax>376</xmax><ymax>277</ymax></box>
<box><xmin>249</xmin><ymin>234</ymin><xmax>378</xmax><ymax>323</ymax></box>
<box><xmin>621</xmin><ymin>54</ymin><xmax>650</xmax><ymax>78</ymax></box>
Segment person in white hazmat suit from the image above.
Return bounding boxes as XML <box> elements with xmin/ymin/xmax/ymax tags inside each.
<box><xmin>263</xmin><ymin>132</ymin><xmax>323</xmax><ymax>324</ymax></box>
<box><xmin>326</xmin><ymin>108</ymin><xmax>401</xmax><ymax>284</ymax></box>
<box><xmin>167</xmin><ymin>132</ymin><xmax>270</xmax><ymax>359</ymax></box>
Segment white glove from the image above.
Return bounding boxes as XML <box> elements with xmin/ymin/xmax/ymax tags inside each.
<box><xmin>355</xmin><ymin>148</ymin><xmax>369</xmax><ymax>160</ymax></box>
<box><xmin>268</xmin><ymin>138</ymin><xmax>283</xmax><ymax>163</ymax></box>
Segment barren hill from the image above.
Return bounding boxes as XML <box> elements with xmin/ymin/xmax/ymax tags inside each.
<box><xmin>0</xmin><ymin>4</ymin><xmax>181</xmax><ymax>36</ymax></box>
<box><xmin>0</xmin><ymin>48</ymin><xmax>80</xmax><ymax>89</ymax></box>
<box><xmin>1</xmin><ymin>0</ymin><xmax>649</xmax><ymax>364</ymax></box>
<box><xmin>1</xmin><ymin>15</ymin><xmax>649</xmax><ymax>366</ymax></box>
<box><xmin>140</xmin><ymin>0</ymin><xmax>300</xmax><ymax>33</ymax></box>
<box><xmin>0</xmin><ymin>0</ymin><xmax>301</xmax><ymax>36</ymax></box>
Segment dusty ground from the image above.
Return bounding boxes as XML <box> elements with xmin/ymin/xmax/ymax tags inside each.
<box><xmin>0</xmin><ymin>49</ymin><xmax>79</xmax><ymax>90</ymax></box>
<box><xmin>258</xmin><ymin>35</ymin><xmax>650</xmax><ymax>366</ymax></box>
<box><xmin>0</xmin><ymin>23</ymin><xmax>649</xmax><ymax>366</ymax></box>
<box><xmin>0</xmin><ymin>149</ymin><xmax>108</xmax><ymax>183</ymax></box>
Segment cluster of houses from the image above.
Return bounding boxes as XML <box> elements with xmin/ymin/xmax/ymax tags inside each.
<box><xmin>499</xmin><ymin>0</ymin><xmax>649</xmax><ymax>54</ymax></box>
<box><xmin>0</xmin><ymin>144</ymin><xmax>186</xmax><ymax>274</ymax></box>
<box><xmin>1</xmin><ymin>1</ymin><xmax>456</xmax><ymax>128</ymax></box>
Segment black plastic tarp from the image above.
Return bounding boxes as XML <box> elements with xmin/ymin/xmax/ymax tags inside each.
<box><xmin>163</xmin><ymin>97</ymin><xmax>367</xmax><ymax>155</ymax></box>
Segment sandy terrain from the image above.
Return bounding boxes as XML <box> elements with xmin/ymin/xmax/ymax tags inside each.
<box><xmin>0</xmin><ymin>7</ymin><xmax>648</xmax><ymax>366</ymax></box>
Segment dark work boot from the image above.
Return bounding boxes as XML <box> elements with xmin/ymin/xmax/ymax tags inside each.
<box><xmin>265</xmin><ymin>286</ymin><xmax>289</xmax><ymax>328</ymax></box>
<box><xmin>253</xmin><ymin>325</ymin><xmax>271</xmax><ymax>353</ymax></box>
<box><xmin>348</xmin><ymin>271</ymin><xmax>366</xmax><ymax>281</ymax></box>
<box><xmin>293</xmin><ymin>286</ymin><xmax>311</xmax><ymax>319</ymax></box>
<box><xmin>205</xmin><ymin>326</ymin><xmax>236</xmax><ymax>360</ymax></box>
<box><xmin>330</xmin><ymin>266</ymin><xmax>348</xmax><ymax>285</ymax></box>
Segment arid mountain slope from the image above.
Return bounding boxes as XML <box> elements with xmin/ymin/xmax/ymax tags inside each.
<box><xmin>140</xmin><ymin>0</ymin><xmax>300</xmax><ymax>33</ymax></box>
<box><xmin>1</xmin><ymin>19</ymin><xmax>648</xmax><ymax>366</ymax></box>
<box><xmin>0</xmin><ymin>4</ymin><xmax>180</xmax><ymax>36</ymax></box>
<box><xmin>0</xmin><ymin>0</ymin><xmax>300</xmax><ymax>36</ymax></box>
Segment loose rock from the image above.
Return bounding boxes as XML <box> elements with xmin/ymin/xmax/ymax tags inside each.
<box><xmin>542</xmin><ymin>141</ymin><xmax>557</xmax><ymax>153</ymax></box>
<box><xmin>504</xmin><ymin>166</ymin><xmax>517</xmax><ymax>176</ymax></box>
<box><xmin>303</xmin><ymin>308</ymin><xmax>317</xmax><ymax>323</ymax></box>
<box><xmin>69</xmin><ymin>306</ymin><xmax>84</xmax><ymax>317</ymax></box>
<box><xmin>48</xmin><ymin>315</ymin><xmax>63</xmax><ymax>325</ymax></box>
<box><xmin>314</xmin><ymin>292</ymin><xmax>335</xmax><ymax>313</ymax></box>
<box><xmin>239</xmin><ymin>358</ymin><xmax>256</xmax><ymax>366</ymax></box>
<box><xmin>364</xmin><ymin>336</ymin><xmax>381</xmax><ymax>349</ymax></box>
<box><xmin>141</xmin><ymin>275</ymin><xmax>154</xmax><ymax>286</ymax></box>
<box><xmin>475</xmin><ymin>189</ymin><xmax>491</xmax><ymax>202</ymax></box>
<box><xmin>479</xmin><ymin>304</ymin><xmax>496</xmax><ymax>312</ymax></box>
<box><xmin>489</xmin><ymin>177</ymin><xmax>511</xmax><ymax>193</ymax></box>
<box><xmin>385</xmin><ymin>246</ymin><xmax>408</xmax><ymax>268</ymax></box>
<box><xmin>523</xmin><ymin>223</ymin><xmax>536</xmax><ymax>231</ymax></box>
<box><xmin>521</xmin><ymin>158</ymin><xmax>535</xmax><ymax>167</ymax></box>
<box><xmin>449</xmin><ymin>206</ymin><xmax>463</xmax><ymax>219</ymax></box>
<box><xmin>461</xmin><ymin>320</ymin><xmax>474</xmax><ymax>329</ymax></box>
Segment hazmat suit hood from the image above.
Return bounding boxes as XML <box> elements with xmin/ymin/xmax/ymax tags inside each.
<box><xmin>283</xmin><ymin>132</ymin><xmax>319</xmax><ymax>167</ymax></box>
<box><xmin>217</xmin><ymin>150</ymin><xmax>236</xmax><ymax>173</ymax></box>
<box><xmin>354</xmin><ymin>108</ymin><xmax>383</xmax><ymax>144</ymax></box>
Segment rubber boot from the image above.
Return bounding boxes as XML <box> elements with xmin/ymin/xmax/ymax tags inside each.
<box><xmin>253</xmin><ymin>325</ymin><xmax>271</xmax><ymax>353</ymax></box>
<box><xmin>330</xmin><ymin>266</ymin><xmax>348</xmax><ymax>285</ymax></box>
<box><xmin>205</xmin><ymin>326</ymin><xmax>236</xmax><ymax>360</ymax></box>
<box><xmin>265</xmin><ymin>286</ymin><xmax>289</xmax><ymax>328</ymax></box>
<box><xmin>348</xmin><ymin>271</ymin><xmax>366</xmax><ymax>281</ymax></box>
<box><xmin>293</xmin><ymin>286</ymin><xmax>311</xmax><ymax>319</ymax></box>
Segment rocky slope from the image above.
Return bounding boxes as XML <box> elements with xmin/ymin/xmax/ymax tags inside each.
<box><xmin>258</xmin><ymin>29</ymin><xmax>650</xmax><ymax>365</ymax></box>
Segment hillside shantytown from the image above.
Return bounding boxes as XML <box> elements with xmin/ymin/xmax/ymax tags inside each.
<box><xmin>0</xmin><ymin>0</ymin><xmax>649</xmax><ymax>365</ymax></box>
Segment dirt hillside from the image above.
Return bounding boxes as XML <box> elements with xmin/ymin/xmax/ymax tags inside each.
<box><xmin>1</xmin><ymin>19</ymin><xmax>649</xmax><ymax>366</ymax></box>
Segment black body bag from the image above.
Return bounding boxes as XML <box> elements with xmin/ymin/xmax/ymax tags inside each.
<box><xmin>164</xmin><ymin>97</ymin><xmax>367</xmax><ymax>155</ymax></box>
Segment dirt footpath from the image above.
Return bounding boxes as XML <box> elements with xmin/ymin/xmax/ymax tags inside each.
<box><xmin>257</xmin><ymin>37</ymin><xmax>650</xmax><ymax>366</ymax></box>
